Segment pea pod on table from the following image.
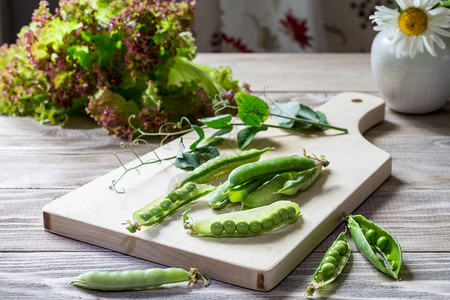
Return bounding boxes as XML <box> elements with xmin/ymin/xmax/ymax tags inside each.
<box><xmin>228</xmin><ymin>175</ymin><xmax>273</xmax><ymax>203</ymax></box>
<box><xmin>126</xmin><ymin>182</ymin><xmax>215</xmax><ymax>232</ymax></box>
<box><xmin>178</xmin><ymin>147</ymin><xmax>270</xmax><ymax>187</ymax></box>
<box><xmin>208</xmin><ymin>180</ymin><xmax>231</xmax><ymax>209</ymax></box>
<box><xmin>228</xmin><ymin>155</ymin><xmax>321</xmax><ymax>188</ymax></box>
<box><xmin>276</xmin><ymin>157</ymin><xmax>328</xmax><ymax>196</ymax></box>
<box><xmin>305</xmin><ymin>232</ymin><xmax>351</xmax><ymax>296</ymax></box>
<box><xmin>183</xmin><ymin>200</ymin><xmax>301</xmax><ymax>237</ymax></box>
<box><xmin>71</xmin><ymin>267</ymin><xmax>210</xmax><ymax>291</ymax></box>
<box><xmin>241</xmin><ymin>172</ymin><xmax>296</xmax><ymax>208</ymax></box>
<box><xmin>347</xmin><ymin>215</ymin><xmax>402</xmax><ymax>279</ymax></box>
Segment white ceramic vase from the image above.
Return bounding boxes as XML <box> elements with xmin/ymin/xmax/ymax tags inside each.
<box><xmin>371</xmin><ymin>30</ymin><xmax>450</xmax><ymax>114</ymax></box>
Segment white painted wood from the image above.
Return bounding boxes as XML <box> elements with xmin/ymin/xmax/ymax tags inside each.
<box><xmin>42</xmin><ymin>92</ymin><xmax>391</xmax><ymax>291</ymax></box>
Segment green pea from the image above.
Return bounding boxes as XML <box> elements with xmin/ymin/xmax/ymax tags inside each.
<box><xmin>333</xmin><ymin>241</ymin><xmax>348</xmax><ymax>256</ymax></box>
<box><xmin>261</xmin><ymin>218</ymin><xmax>274</xmax><ymax>230</ymax></box>
<box><xmin>365</xmin><ymin>229</ymin><xmax>377</xmax><ymax>244</ymax></box>
<box><xmin>149</xmin><ymin>206</ymin><xmax>163</xmax><ymax>218</ymax></box>
<box><xmin>377</xmin><ymin>236</ymin><xmax>390</xmax><ymax>251</ymax></box>
<box><xmin>177</xmin><ymin>189</ymin><xmax>189</xmax><ymax>200</ymax></box>
<box><xmin>287</xmin><ymin>206</ymin><xmax>297</xmax><ymax>219</ymax></box>
<box><xmin>138</xmin><ymin>211</ymin><xmax>152</xmax><ymax>221</ymax></box>
<box><xmin>210</xmin><ymin>222</ymin><xmax>223</xmax><ymax>235</ymax></box>
<box><xmin>321</xmin><ymin>263</ymin><xmax>336</xmax><ymax>278</ymax></box>
<box><xmin>327</xmin><ymin>249</ymin><xmax>340</xmax><ymax>261</ymax></box>
<box><xmin>270</xmin><ymin>213</ymin><xmax>281</xmax><ymax>225</ymax></box>
<box><xmin>278</xmin><ymin>208</ymin><xmax>289</xmax><ymax>221</ymax></box>
<box><xmin>249</xmin><ymin>221</ymin><xmax>262</xmax><ymax>233</ymax></box>
<box><xmin>389</xmin><ymin>260</ymin><xmax>398</xmax><ymax>270</ymax></box>
<box><xmin>185</xmin><ymin>182</ymin><xmax>196</xmax><ymax>192</ymax></box>
<box><xmin>323</xmin><ymin>256</ymin><xmax>338</xmax><ymax>267</ymax></box>
<box><xmin>236</xmin><ymin>221</ymin><xmax>249</xmax><ymax>234</ymax></box>
<box><xmin>167</xmin><ymin>191</ymin><xmax>178</xmax><ymax>202</ymax></box>
<box><xmin>159</xmin><ymin>199</ymin><xmax>172</xmax><ymax>211</ymax></box>
<box><xmin>223</xmin><ymin>220</ymin><xmax>236</xmax><ymax>234</ymax></box>
<box><xmin>314</xmin><ymin>272</ymin><xmax>324</xmax><ymax>283</ymax></box>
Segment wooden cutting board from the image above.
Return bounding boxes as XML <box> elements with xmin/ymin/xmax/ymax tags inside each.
<box><xmin>42</xmin><ymin>92</ymin><xmax>391</xmax><ymax>291</ymax></box>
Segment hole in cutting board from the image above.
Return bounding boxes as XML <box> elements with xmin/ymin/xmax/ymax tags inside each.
<box><xmin>352</xmin><ymin>98</ymin><xmax>363</xmax><ymax>103</ymax></box>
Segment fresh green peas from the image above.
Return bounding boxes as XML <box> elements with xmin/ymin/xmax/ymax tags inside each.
<box><xmin>183</xmin><ymin>201</ymin><xmax>300</xmax><ymax>237</ymax></box>
<box><xmin>249</xmin><ymin>221</ymin><xmax>262</xmax><ymax>233</ymax></box>
<box><xmin>179</xmin><ymin>148</ymin><xmax>270</xmax><ymax>187</ymax></box>
<box><xmin>223</xmin><ymin>220</ymin><xmax>236</xmax><ymax>234</ymax></box>
<box><xmin>159</xmin><ymin>199</ymin><xmax>172</xmax><ymax>211</ymax></box>
<box><xmin>71</xmin><ymin>267</ymin><xmax>210</xmax><ymax>291</ymax></box>
<box><xmin>270</xmin><ymin>213</ymin><xmax>281</xmax><ymax>225</ymax></box>
<box><xmin>261</xmin><ymin>218</ymin><xmax>274</xmax><ymax>230</ymax></box>
<box><xmin>277</xmin><ymin>208</ymin><xmax>289</xmax><ymax>221</ymax></box>
<box><xmin>210</xmin><ymin>222</ymin><xmax>224</xmax><ymax>235</ymax></box>
<box><xmin>228</xmin><ymin>155</ymin><xmax>319</xmax><ymax>188</ymax></box>
<box><xmin>347</xmin><ymin>215</ymin><xmax>402</xmax><ymax>279</ymax></box>
<box><xmin>236</xmin><ymin>221</ymin><xmax>249</xmax><ymax>234</ymax></box>
<box><xmin>306</xmin><ymin>232</ymin><xmax>351</xmax><ymax>296</ymax></box>
<box><xmin>127</xmin><ymin>183</ymin><xmax>215</xmax><ymax>231</ymax></box>
<box><xmin>333</xmin><ymin>240</ymin><xmax>348</xmax><ymax>256</ymax></box>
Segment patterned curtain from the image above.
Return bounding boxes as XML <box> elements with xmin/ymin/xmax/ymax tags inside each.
<box><xmin>193</xmin><ymin>0</ymin><xmax>395</xmax><ymax>53</ymax></box>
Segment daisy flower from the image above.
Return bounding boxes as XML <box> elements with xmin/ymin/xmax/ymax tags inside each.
<box><xmin>370</xmin><ymin>0</ymin><xmax>450</xmax><ymax>58</ymax></box>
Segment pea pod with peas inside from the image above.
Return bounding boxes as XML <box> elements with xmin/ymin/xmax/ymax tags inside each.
<box><xmin>241</xmin><ymin>172</ymin><xmax>296</xmax><ymax>208</ymax></box>
<box><xmin>126</xmin><ymin>182</ymin><xmax>215</xmax><ymax>232</ymax></box>
<box><xmin>347</xmin><ymin>215</ymin><xmax>402</xmax><ymax>279</ymax></box>
<box><xmin>208</xmin><ymin>180</ymin><xmax>231</xmax><ymax>209</ymax></box>
<box><xmin>228</xmin><ymin>154</ymin><xmax>327</xmax><ymax>188</ymax></box>
<box><xmin>305</xmin><ymin>232</ymin><xmax>351</xmax><ymax>296</ymax></box>
<box><xmin>178</xmin><ymin>147</ymin><xmax>270</xmax><ymax>187</ymax></box>
<box><xmin>276</xmin><ymin>157</ymin><xmax>328</xmax><ymax>196</ymax></box>
<box><xmin>183</xmin><ymin>200</ymin><xmax>300</xmax><ymax>237</ymax></box>
<box><xmin>71</xmin><ymin>267</ymin><xmax>210</xmax><ymax>291</ymax></box>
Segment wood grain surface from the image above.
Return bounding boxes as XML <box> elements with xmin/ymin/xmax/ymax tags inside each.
<box><xmin>1</xmin><ymin>54</ymin><xmax>449</xmax><ymax>299</ymax></box>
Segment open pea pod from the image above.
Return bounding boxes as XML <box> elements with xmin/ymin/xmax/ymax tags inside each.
<box><xmin>347</xmin><ymin>215</ymin><xmax>402</xmax><ymax>279</ymax></box>
<box><xmin>183</xmin><ymin>201</ymin><xmax>300</xmax><ymax>237</ymax></box>
<box><xmin>126</xmin><ymin>182</ymin><xmax>216</xmax><ymax>232</ymax></box>
<box><xmin>208</xmin><ymin>180</ymin><xmax>230</xmax><ymax>209</ymax></box>
<box><xmin>276</xmin><ymin>157</ymin><xmax>327</xmax><ymax>195</ymax></box>
<box><xmin>306</xmin><ymin>232</ymin><xmax>351</xmax><ymax>296</ymax></box>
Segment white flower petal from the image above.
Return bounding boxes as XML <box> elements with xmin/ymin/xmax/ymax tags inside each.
<box><xmin>429</xmin><ymin>26</ymin><xmax>450</xmax><ymax>37</ymax></box>
<box><xmin>430</xmin><ymin>32</ymin><xmax>446</xmax><ymax>49</ymax></box>
<box><xmin>423</xmin><ymin>35</ymin><xmax>437</xmax><ymax>56</ymax></box>
<box><xmin>423</xmin><ymin>0</ymin><xmax>441</xmax><ymax>10</ymax></box>
<box><xmin>416</xmin><ymin>36</ymin><xmax>425</xmax><ymax>53</ymax></box>
<box><xmin>396</xmin><ymin>0</ymin><xmax>408</xmax><ymax>10</ymax></box>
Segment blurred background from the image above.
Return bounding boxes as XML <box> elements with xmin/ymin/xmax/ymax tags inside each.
<box><xmin>0</xmin><ymin>0</ymin><xmax>395</xmax><ymax>52</ymax></box>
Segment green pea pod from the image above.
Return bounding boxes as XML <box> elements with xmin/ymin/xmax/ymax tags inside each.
<box><xmin>183</xmin><ymin>200</ymin><xmax>300</xmax><ymax>237</ymax></box>
<box><xmin>241</xmin><ymin>172</ymin><xmax>296</xmax><ymax>208</ymax></box>
<box><xmin>306</xmin><ymin>232</ymin><xmax>351</xmax><ymax>296</ymax></box>
<box><xmin>228</xmin><ymin>175</ymin><xmax>272</xmax><ymax>203</ymax></box>
<box><xmin>276</xmin><ymin>159</ymin><xmax>326</xmax><ymax>195</ymax></box>
<box><xmin>179</xmin><ymin>147</ymin><xmax>270</xmax><ymax>187</ymax></box>
<box><xmin>71</xmin><ymin>267</ymin><xmax>210</xmax><ymax>291</ymax></box>
<box><xmin>347</xmin><ymin>215</ymin><xmax>402</xmax><ymax>279</ymax></box>
<box><xmin>208</xmin><ymin>180</ymin><xmax>230</xmax><ymax>209</ymax></box>
<box><xmin>228</xmin><ymin>155</ymin><xmax>321</xmax><ymax>188</ymax></box>
<box><xmin>127</xmin><ymin>182</ymin><xmax>215</xmax><ymax>232</ymax></box>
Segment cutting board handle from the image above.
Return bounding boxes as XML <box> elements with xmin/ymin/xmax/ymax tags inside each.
<box><xmin>321</xmin><ymin>93</ymin><xmax>385</xmax><ymax>135</ymax></box>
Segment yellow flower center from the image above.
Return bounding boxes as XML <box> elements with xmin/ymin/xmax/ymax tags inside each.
<box><xmin>398</xmin><ymin>7</ymin><xmax>428</xmax><ymax>36</ymax></box>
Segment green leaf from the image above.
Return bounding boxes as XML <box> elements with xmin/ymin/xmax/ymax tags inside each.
<box><xmin>237</xmin><ymin>126</ymin><xmax>268</xmax><ymax>149</ymax></box>
<box><xmin>235</xmin><ymin>92</ymin><xmax>269</xmax><ymax>126</ymax></box>
<box><xmin>198</xmin><ymin>114</ymin><xmax>232</xmax><ymax>129</ymax></box>
<box><xmin>190</xmin><ymin>125</ymin><xmax>205</xmax><ymax>150</ymax></box>
<box><xmin>175</xmin><ymin>152</ymin><xmax>200</xmax><ymax>169</ymax></box>
<box><xmin>272</xmin><ymin>101</ymin><xmax>300</xmax><ymax>127</ymax></box>
<box><xmin>314</xmin><ymin>111</ymin><xmax>329</xmax><ymax>130</ymax></box>
<box><xmin>196</xmin><ymin>145</ymin><xmax>220</xmax><ymax>159</ymax></box>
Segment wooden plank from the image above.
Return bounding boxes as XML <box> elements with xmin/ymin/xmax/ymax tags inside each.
<box><xmin>42</xmin><ymin>93</ymin><xmax>391</xmax><ymax>291</ymax></box>
<box><xmin>0</xmin><ymin>251</ymin><xmax>449</xmax><ymax>298</ymax></box>
<box><xmin>194</xmin><ymin>53</ymin><xmax>376</xmax><ymax>93</ymax></box>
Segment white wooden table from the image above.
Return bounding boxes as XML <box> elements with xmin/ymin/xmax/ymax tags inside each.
<box><xmin>1</xmin><ymin>54</ymin><xmax>449</xmax><ymax>299</ymax></box>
